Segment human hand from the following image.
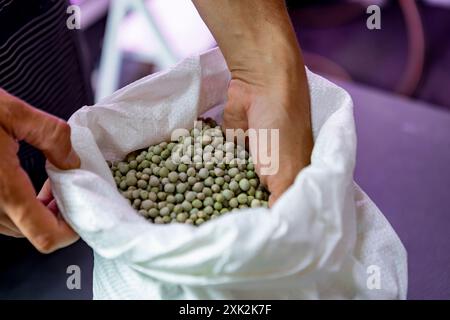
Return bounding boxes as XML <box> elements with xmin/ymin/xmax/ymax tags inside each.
<box><xmin>0</xmin><ymin>88</ymin><xmax>80</xmax><ymax>253</ymax></box>
<box><xmin>223</xmin><ymin>62</ymin><xmax>313</xmax><ymax>206</ymax></box>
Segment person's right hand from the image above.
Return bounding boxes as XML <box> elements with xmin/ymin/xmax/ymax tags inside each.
<box><xmin>0</xmin><ymin>88</ymin><xmax>80</xmax><ymax>253</ymax></box>
<box><xmin>193</xmin><ymin>0</ymin><xmax>314</xmax><ymax>206</ymax></box>
<box><xmin>223</xmin><ymin>63</ymin><xmax>313</xmax><ymax>207</ymax></box>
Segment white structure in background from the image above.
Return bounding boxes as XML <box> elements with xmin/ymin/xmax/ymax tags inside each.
<box><xmin>96</xmin><ymin>0</ymin><xmax>215</xmax><ymax>102</ymax></box>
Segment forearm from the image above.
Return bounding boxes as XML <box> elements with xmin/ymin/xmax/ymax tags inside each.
<box><xmin>192</xmin><ymin>0</ymin><xmax>305</xmax><ymax>84</ymax></box>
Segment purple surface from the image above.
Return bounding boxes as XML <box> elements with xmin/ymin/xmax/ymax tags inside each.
<box><xmin>292</xmin><ymin>3</ymin><xmax>450</xmax><ymax>111</ymax></box>
<box><xmin>338</xmin><ymin>80</ymin><xmax>450</xmax><ymax>300</ymax></box>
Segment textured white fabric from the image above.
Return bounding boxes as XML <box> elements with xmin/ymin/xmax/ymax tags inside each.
<box><xmin>47</xmin><ymin>48</ymin><xmax>407</xmax><ymax>300</ymax></box>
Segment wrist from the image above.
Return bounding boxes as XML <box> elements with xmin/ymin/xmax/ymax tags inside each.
<box><xmin>224</xmin><ymin>34</ymin><xmax>305</xmax><ymax>88</ymax></box>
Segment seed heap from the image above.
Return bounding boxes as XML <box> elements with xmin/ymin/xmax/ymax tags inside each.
<box><xmin>108</xmin><ymin>118</ymin><xmax>270</xmax><ymax>225</ymax></box>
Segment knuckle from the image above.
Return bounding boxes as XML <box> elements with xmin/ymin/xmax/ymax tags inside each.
<box><xmin>0</xmin><ymin>98</ymin><xmax>21</xmax><ymax>129</ymax></box>
<box><xmin>56</xmin><ymin>120</ymin><xmax>71</xmax><ymax>137</ymax></box>
<box><xmin>34</xmin><ymin>233</ymin><xmax>58</xmax><ymax>254</ymax></box>
<box><xmin>43</xmin><ymin>119</ymin><xmax>71</xmax><ymax>150</ymax></box>
<box><xmin>53</xmin><ymin>120</ymin><xmax>71</xmax><ymax>144</ymax></box>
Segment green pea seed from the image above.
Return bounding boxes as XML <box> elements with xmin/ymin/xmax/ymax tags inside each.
<box><xmin>190</xmin><ymin>213</ymin><xmax>198</xmax><ymax>220</ymax></box>
<box><xmin>229</xmin><ymin>180</ymin><xmax>239</xmax><ymax>192</ymax></box>
<box><xmin>164</xmin><ymin>183</ymin><xmax>175</xmax><ymax>193</ymax></box>
<box><xmin>192</xmin><ymin>182</ymin><xmax>204</xmax><ymax>192</ymax></box>
<box><xmin>251</xmin><ymin>199</ymin><xmax>261</xmax><ymax>208</ymax></box>
<box><xmin>187</xmin><ymin>167</ymin><xmax>196</xmax><ymax>177</ymax></box>
<box><xmin>126</xmin><ymin>176</ymin><xmax>137</xmax><ymax>187</ymax></box>
<box><xmin>196</xmin><ymin>192</ymin><xmax>206</xmax><ymax>201</ymax></box>
<box><xmin>153</xmin><ymin>217</ymin><xmax>162</xmax><ymax>224</ymax></box>
<box><xmin>204</xmin><ymin>177</ymin><xmax>214</xmax><ymax>187</ymax></box>
<box><xmin>149</xmin><ymin>176</ymin><xmax>159</xmax><ymax>187</ymax></box>
<box><xmin>166</xmin><ymin>195</ymin><xmax>176</xmax><ymax>203</ymax></box>
<box><xmin>228</xmin><ymin>167</ymin><xmax>239</xmax><ymax>177</ymax></box>
<box><xmin>153</xmin><ymin>146</ymin><xmax>162</xmax><ymax>155</ymax></box>
<box><xmin>159</xmin><ymin>167</ymin><xmax>169</xmax><ymax>178</ymax></box>
<box><xmin>187</xmin><ymin>176</ymin><xmax>197</xmax><ymax>185</ymax></box>
<box><xmin>215</xmin><ymin>177</ymin><xmax>225</xmax><ymax>186</ymax></box>
<box><xmin>168</xmin><ymin>171</ymin><xmax>178</xmax><ymax>183</ymax></box>
<box><xmin>195</xmin><ymin>218</ymin><xmax>205</xmax><ymax>225</ymax></box>
<box><xmin>229</xmin><ymin>198</ymin><xmax>238</xmax><ymax>208</ymax></box>
<box><xmin>137</xmin><ymin>180</ymin><xmax>147</xmax><ymax>189</ymax></box>
<box><xmin>222</xmin><ymin>189</ymin><xmax>233</xmax><ymax>200</ymax></box>
<box><xmin>239</xmin><ymin>178</ymin><xmax>250</xmax><ymax>191</ymax></box>
<box><xmin>198</xmin><ymin>211</ymin><xmax>207</xmax><ymax>219</ymax></box>
<box><xmin>237</xmin><ymin>194</ymin><xmax>247</xmax><ymax>204</ymax></box>
<box><xmin>148</xmin><ymin>208</ymin><xmax>159</xmax><ymax>218</ymax></box>
<box><xmin>192</xmin><ymin>199</ymin><xmax>203</xmax><ymax>208</ymax></box>
<box><xmin>202</xmin><ymin>187</ymin><xmax>212</xmax><ymax>196</ymax></box>
<box><xmin>185</xmin><ymin>191</ymin><xmax>196</xmax><ymax>202</ymax></box>
<box><xmin>182</xmin><ymin>201</ymin><xmax>192</xmax><ymax>211</ymax></box>
<box><xmin>175</xmin><ymin>183</ymin><xmax>187</xmax><ymax>194</ymax></box>
<box><xmin>148</xmin><ymin>192</ymin><xmax>157</xmax><ymax>201</ymax></box>
<box><xmin>140</xmin><ymin>190</ymin><xmax>148</xmax><ymax>199</ymax></box>
<box><xmin>157</xmin><ymin>192</ymin><xmax>167</xmax><ymax>201</ymax></box>
<box><xmin>161</xmin><ymin>149</ymin><xmax>170</xmax><ymax>160</ymax></box>
<box><xmin>177</xmin><ymin>213</ymin><xmax>188</xmax><ymax>222</ymax></box>
<box><xmin>160</xmin><ymin>207</ymin><xmax>170</xmax><ymax>216</ymax></box>
<box><xmin>178</xmin><ymin>172</ymin><xmax>188</xmax><ymax>182</ymax></box>
<box><xmin>198</xmin><ymin>168</ymin><xmax>209</xmax><ymax>179</ymax></box>
<box><xmin>165</xmin><ymin>160</ymin><xmax>177</xmax><ymax>171</ymax></box>
<box><xmin>203</xmin><ymin>197</ymin><xmax>214</xmax><ymax>207</ymax></box>
<box><xmin>141</xmin><ymin>200</ymin><xmax>153</xmax><ymax>210</ymax></box>
<box><xmin>204</xmin><ymin>206</ymin><xmax>213</xmax><ymax>215</ymax></box>
<box><xmin>175</xmin><ymin>193</ymin><xmax>184</xmax><ymax>203</ymax></box>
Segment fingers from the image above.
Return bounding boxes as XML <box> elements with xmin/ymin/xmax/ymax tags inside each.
<box><xmin>0</xmin><ymin>91</ymin><xmax>80</xmax><ymax>170</ymax></box>
<box><xmin>0</xmin><ymin>129</ymin><xmax>79</xmax><ymax>253</ymax></box>
<box><xmin>0</xmin><ymin>214</ymin><xmax>22</xmax><ymax>235</ymax></box>
<box><xmin>37</xmin><ymin>179</ymin><xmax>60</xmax><ymax>215</ymax></box>
<box><xmin>5</xmin><ymin>168</ymin><xmax>79</xmax><ymax>252</ymax></box>
<box><xmin>0</xmin><ymin>225</ymin><xmax>24</xmax><ymax>238</ymax></box>
<box><xmin>37</xmin><ymin>179</ymin><xmax>53</xmax><ymax>205</ymax></box>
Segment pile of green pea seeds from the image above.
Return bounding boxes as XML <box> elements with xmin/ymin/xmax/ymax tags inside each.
<box><xmin>108</xmin><ymin>118</ymin><xmax>270</xmax><ymax>225</ymax></box>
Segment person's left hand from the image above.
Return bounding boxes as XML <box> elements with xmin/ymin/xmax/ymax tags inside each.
<box><xmin>0</xmin><ymin>88</ymin><xmax>79</xmax><ymax>252</ymax></box>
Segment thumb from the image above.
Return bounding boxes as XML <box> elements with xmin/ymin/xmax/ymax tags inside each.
<box><xmin>222</xmin><ymin>80</ymin><xmax>251</xmax><ymax>132</ymax></box>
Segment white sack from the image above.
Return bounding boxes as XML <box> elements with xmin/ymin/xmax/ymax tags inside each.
<box><xmin>47</xmin><ymin>48</ymin><xmax>407</xmax><ymax>299</ymax></box>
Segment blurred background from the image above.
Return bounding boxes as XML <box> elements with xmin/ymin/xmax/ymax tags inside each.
<box><xmin>70</xmin><ymin>0</ymin><xmax>450</xmax><ymax>109</ymax></box>
<box><xmin>1</xmin><ymin>0</ymin><xmax>449</xmax><ymax>300</ymax></box>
